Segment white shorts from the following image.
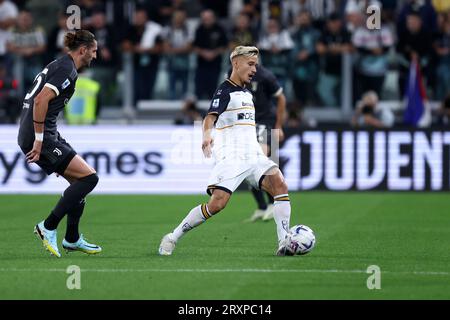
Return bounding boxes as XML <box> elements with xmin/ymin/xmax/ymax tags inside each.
<box><xmin>206</xmin><ymin>153</ymin><xmax>278</xmax><ymax>195</ymax></box>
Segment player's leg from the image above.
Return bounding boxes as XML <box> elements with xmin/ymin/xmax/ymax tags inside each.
<box><xmin>159</xmin><ymin>189</ymin><xmax>232</xmax><ymax>255</ymax></box>
<box><xmin>42</xmin><ymin>155</ymin><xmax>101</xmax><ymax>254</ymax></box>
<box><xmin>43</xmin><ymin>155</ymin><xmax>97</xmax><ymax>230</ymax></box>
<box><xmin>250</xmin><ymin>126</ymin><xmax>269</xmax><ymax>221</ymax></box>
<box><xmin>260</xmin><ymin>167</ymin><xmax>292</xmax><ymax>255</ymax></box>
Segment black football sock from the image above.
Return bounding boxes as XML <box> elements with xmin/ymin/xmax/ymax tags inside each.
<box><xmin>251</xmin><ymin>187</ymin><xmax>267</xmax><ymax>210</ymax></box>
<box><xmin>44</xmin><ymin>174</ymin><xmax>99</xmax><ymax>230</ymax></box>
<box><xmin>65</xmin><ymin>199</ymin><xmax>86</xmax><ymax>243</ymax></box>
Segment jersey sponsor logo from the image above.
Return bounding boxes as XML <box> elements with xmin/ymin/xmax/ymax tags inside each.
<box><xmin>61</xmin><ymin>79</ymin><xmax>70</xmax><ymax>90</ymax></box>
<box><xmin>237</xmin><ymin>112</ymin><xmax>255</xmax><ymax>121</ymax></box>
<box><xmin>53</xmin><ymin>148</ymin><xmax>62</xmax><ymax>157</ymax></box>
<box><xmin>242</xmin><ymin>101</ymin><xmax>253</xmax><ymax>107</ymax></box>
<box><xmin>212</xmin><ymin>99</ymin><xmax>220</xmax><ymax>108</ymax></box>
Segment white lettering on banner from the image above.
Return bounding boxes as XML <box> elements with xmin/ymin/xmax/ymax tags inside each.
<box><xmin>444</xmin><ymin>133</ymin><xmax>450</xmax><ymax>187</ymax></box>
<box><xmin>1</xmin><ymin>127</ymin><xmax>450</xmax><ymax>193</ymax></box>
<box><xmin>387</xmin><ymin>132</ymin><xmax>412</xmax><ymax>190</ymax></box>
<box><xmin>356</xmin><ymin>132</ymin><xmax>386</xmax><ymax>190</ymax></box>
<box><xmin>413</xmin><ymin>132</ymin><xmax>442</xmax><ymax>190</ymax></box>
<box><xmin>300</xmin><ymin>132</ymin><xmax>322</xmax><ymax>190</ymax></box>
<box><xmin>279</xmin><ymin>134</ymin><xmax>300</xmax><ymax>190</ymax></box>
<box><xmin>324</xmin><ymin>131</ymin><xmax>354</xmax><ymax>190</ymax></box>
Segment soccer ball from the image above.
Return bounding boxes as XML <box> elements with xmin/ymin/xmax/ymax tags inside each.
<box><xmin>288</xmin><ymin>225</ymin><xmax>316</xmax><ymax>255</ymax></box>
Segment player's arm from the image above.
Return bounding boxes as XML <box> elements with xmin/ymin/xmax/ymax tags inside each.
<box><xmin>203</xmin><ymin>87</ymin><xmax>229</xmax><ymax>157</ymax></box>
<box><xmin>26</xmin><ymin>87</ymin><xmax>56</xmax><ymax>163</ymax></box>
<box><xmin>274</xmin><ymin>90</ymin><xmax>286</xmax><ymax>142</ymax></box>
<box><xmin>202</xmin><ymin>114</ymin><xmax>217</xmax><ymax>158</ymax></box>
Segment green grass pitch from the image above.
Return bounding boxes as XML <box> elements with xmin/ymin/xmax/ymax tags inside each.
<box><xmin>0</xmin><ymin>192</ymin><xmax>449</xmax><ymax>299</ymax></box>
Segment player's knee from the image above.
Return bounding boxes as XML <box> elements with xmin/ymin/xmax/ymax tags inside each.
<box><xmin>80</xmin><ymin>173</ymin><xmax>99</xmax><ymax>190</ymax></box>
<box><xmin>208</xmin><ymin>199</ymin><xmax>227</xmax><ymax>214</ymax></box>
<box><xmin>274</xmin><ymin>175</ymin><xmax>288</xmax><ymax>195</ymax></box>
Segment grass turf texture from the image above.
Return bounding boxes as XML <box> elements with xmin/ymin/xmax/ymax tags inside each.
<box><xmin>0</xmin><ymin>192</ymin><xmax>449</xmax><ymax>300</ymax></box>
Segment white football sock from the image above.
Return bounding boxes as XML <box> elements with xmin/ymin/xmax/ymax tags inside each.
<box><xmin>273</xmin><ymin>194</ymin><xmax>291</xmax><ymax>242</ymax></box>
<box><xmin>171</xmin><ymin>204</ymin><xmax>212</xmax><ymax>242</ymax></box>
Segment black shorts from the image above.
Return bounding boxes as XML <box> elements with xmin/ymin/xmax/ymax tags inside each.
<box><xmin>21</xmin><ymin>133</ymin><xmax>77</xmax><ymax>176</ymax></box>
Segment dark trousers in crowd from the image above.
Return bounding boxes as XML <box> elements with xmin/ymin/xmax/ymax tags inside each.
<box><xmin>169</xmin><ymin>69</ymin><xmax>189</xmax><ymax>100</ymax></box>
<box><xmin>354</xmin><ymin>73</ymin><xmax>385</xmax><ymax>101</ymax></box>
<box><xmin>134</xmin><ymin>64</ymin><xmax>158</xmax><ymax>104</ymax></box>
<box><xmin>195</xmin><ymin>65</ymin><xmax>220</xmax><ymax>100</ymax></box>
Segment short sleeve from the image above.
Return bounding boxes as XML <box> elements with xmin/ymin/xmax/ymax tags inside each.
<box><xmin>264</xmin><ymin>70</ymin><xmax>283</xmax><ymax>97</ymax></box>
<box><xmin>207</xmin><ymin>88</ymin><xmax>230</xmax><ymax>116</ymax></box>
<box><xmin>44</xmin><ymin>66</ymin><xmax>73</xmax><ymax>97</ymax></box>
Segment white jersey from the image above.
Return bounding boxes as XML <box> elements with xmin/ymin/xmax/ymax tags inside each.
<box><xmin>206</xmin><ymin>79</ymin><xmax>278</xmax><ymax>195</ymax></box>
<box><xmin>208</xmin><ymin>79</ymin><xmax>263</xmax><ymax>162</ymax></box>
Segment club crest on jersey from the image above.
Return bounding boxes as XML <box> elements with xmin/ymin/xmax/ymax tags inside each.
<box><xmin>62</xmin><ymin>79</ymin><xmax>70</xmax><ymax>89</ymax></box>
<box><xmin>53</xmin><ymin>148</ymin><xmax>62</xmax><ymax>157</ymax></box>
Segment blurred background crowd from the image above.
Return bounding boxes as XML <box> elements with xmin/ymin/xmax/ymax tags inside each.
<box><xmin>0</xmin><ymin>0</ymin><xmax>449</xmax><ymax>128</ymax></box>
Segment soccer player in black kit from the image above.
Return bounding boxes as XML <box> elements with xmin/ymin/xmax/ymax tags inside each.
<box><xmin>247</xmin><ymin>65</ymin><xmax>286</xmax><ymax>222</ymax></box>
<box><xmin>17</xmin><ymin>30</ymin><xmax>101</xmax><ymax>257</ymax></box>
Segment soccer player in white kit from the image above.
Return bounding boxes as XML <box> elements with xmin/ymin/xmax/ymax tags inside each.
<box><xmin>159</xmin><ymin>46</ymin><xmax>292</xmax><ymax>256</ymax></box>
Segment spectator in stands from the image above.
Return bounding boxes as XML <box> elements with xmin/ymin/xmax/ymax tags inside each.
<box><xmin>434</xmin><ymin>93</ymin><xmax>450</xmax><ymax>126</ymax></box>
<box><xmin>150</xmin><ymin>0</ymin><xmax>187</xmax><ymax>26</ymax></box>
<box><xmin>6</xmin><ymin>9</ymin><xmax>46</xmax><ymax>90</ymax></box>
<box><xmin>352</xmin><ymin>9</ymin><xmax>394</xmax><ymax>100</ymax></box>
<box><xmin>174</xmin><ymin>96</ymin><xmax>204</xmax><ymax>125</ymax></box>
<box><xmin>316</xmin><ymin>12</ymin><xmax>351</xmax><ymax>106</ymax></box>
<box><xmin>397</xmin><ymin>0</ymin><xmax>438</xmax><ymax>35</ymax></box>
<box><xmin>258</xmin><ymin>17</ymin><xmax>294</xmax><ymax>88</ymax></box>
<box><xmin>397</xmin><ymin>10</ymin><xmax>433</xmax><ymax>98</ymax></box>
<box><xmin>283</xmin><ymin>0</ymin><xmax>338</xmax><ymax>30</ymax></box>
<box><xmin>351</xmin><ymin>91</ymin><xmax>394</xmax><ymax>128</ymax></box>
<box><xmin>46</xmin><ymin>12</ymin><xmax>70</xmax><ymax>63</ymax></box>
<box><xmin>228</xmin><ymin>13</ymin><xmax>258</xmax><ymax>49</ymax></box>
<box><xmin>192</xmin><ymin>9</ymin><xmax>228</xmax><ymax>99</ymax></box>
<box><xmin>433</xmin><ymin>13</ymin><xmax>450</xmax><ymax>100</ymax></box>
<box><xmin>162</xmin><ymin>9</ymin><xmax>193</xmax><ymax>100</ymax></box>
<box><xmin>290</xmin><ymin>11</ymin><xmax>321</xmax><ymax>106</ymax></box>
<box><xmin>432</xmin><ymin>0</ymin><xmax>450</xmax><ymax>13</ymax></box>
<box><xmin>88</xmin><ymin>9</ymin><xmax>118</xmax><ymax>105</ymax></box>
<box><xmin>0</xmin><ymin>63</ymin><xmax>19</xmax><ymax>123</ymax></box>
<box><xmin>0</xmin><ymin>0</ymin><xmax>18</xmax><ymax>76</ymax></box>
<box><xmin>241</xmin><ymin>0</ymin><xmax>262</xmax><ymax>32</ymax></box>
<box><xmin>122</xmin><ymin>6</ymin><xmax>163</xmax><ymax>103</ymax></box>
<box><xmin>76</xmin><ymin>0</ymin><xmax>104</xmax><ymax>29</ymax></box>
<box><xmin>199</xmin><ymin>0</ymin><xmax>229</xmax><ymax>20</ymax></box>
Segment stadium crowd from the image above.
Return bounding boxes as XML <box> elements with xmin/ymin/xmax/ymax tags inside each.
<box><xmin>0</xmin><ymin>0</ymin><xmax>450</xmax><ymax>127</ymax></box>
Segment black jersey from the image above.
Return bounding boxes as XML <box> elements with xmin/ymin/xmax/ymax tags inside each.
<box><xmin>248</xmin><ymin>65</ymin><xmax>283</xmax><ymax>126</ymax></box>
<box><xmin>18</xmin><ymin>54</ymin><xmax>78</xmax><ymax>149</ymax></box>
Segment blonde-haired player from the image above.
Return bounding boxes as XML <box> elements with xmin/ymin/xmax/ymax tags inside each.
<box><xmin>159</xmin><ymin>46</ymin><xmax>293</xmax><ymax>256</ymax></box>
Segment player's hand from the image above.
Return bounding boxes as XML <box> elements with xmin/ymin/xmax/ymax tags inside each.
<box><xmin>26</xmin><ymin>140</ymin><xmax>43</xmax><ymax>163</ymax></box>
<box><xmin>276</xmin><ymin>128</ymin><xmax>285</xmax><ymax>142</ymax></box>
<box><xmin>202</xmin><ymin>137</ymin><xmax>214</xmax><ymax>158</ymax></box>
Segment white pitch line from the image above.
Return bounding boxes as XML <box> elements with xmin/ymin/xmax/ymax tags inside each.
<box><xmin>0</xmin><ymin>268</ymin><xmax>448</xmax><ymax>276</ymax></box>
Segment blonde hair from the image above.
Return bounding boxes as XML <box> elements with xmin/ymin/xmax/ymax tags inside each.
<box><xmin>230</xmin><ymin>46</ymin><xmax>259</xmax><ymax>62</ymax></box>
